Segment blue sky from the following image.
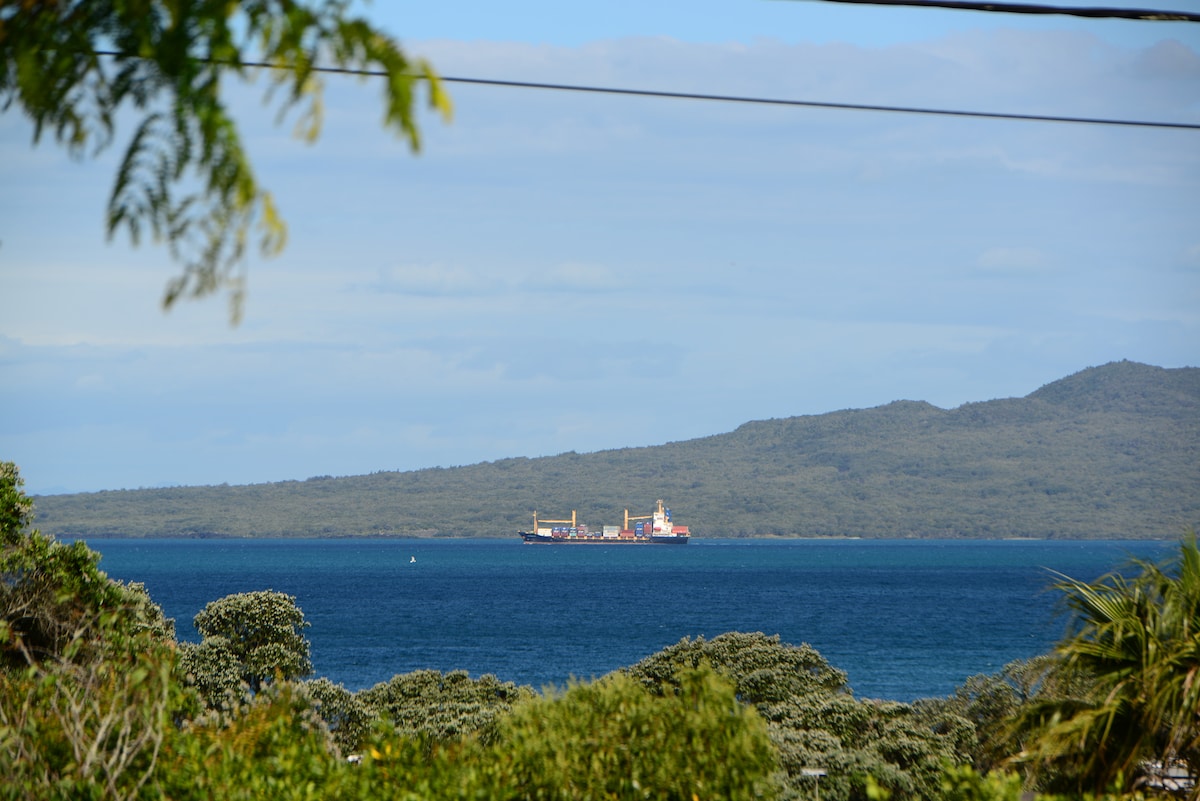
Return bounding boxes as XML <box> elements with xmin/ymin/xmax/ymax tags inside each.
<box><xmin>2</xmin><ymin>2</ymin><xmax>1199</xmax><ymax>495</ymax></box>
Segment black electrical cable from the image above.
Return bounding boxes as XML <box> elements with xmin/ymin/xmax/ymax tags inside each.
<box><xmin>91</xmin><ymin>51</ymin><xmax>1200</xmax><ymax>132</ymax></box>
<box><xmin>785</xmin><ymin>0</ymin><xmax>1200</xmax><ymax>22</ymax></box>
<box><xmin>432</xmin><ymin>73</ymin><xmax>1200</xmax><ymax>131</ymax></box>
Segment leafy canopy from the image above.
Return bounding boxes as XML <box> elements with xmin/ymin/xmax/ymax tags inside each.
<box><xmin>0</xmin><ymin>1</ymin><xmax>451</xmax><ymax>321</ymax></box>
<box><xmin>0</xmin><ymin>462</ymin><xmax>175</xmax><ymax>670</ymax></box>
<box><xmin>482</xmin><ymin>667</ymin><xmax>779</xmax><ymax>801</ymax></box>
<box><xmin>0</xmin><ymin>461</ymin><xmax>34</xmax><ymax>546</ymax></box>
<box><xmin>0</xmin><ymin>463</ymin><xmax>183</xmax><ymax>801</ymax></box>
<box><xmin>189</xmin><ymin>589</ymin><xmax>312</xmax><ymax>693</ymax></box>
<box><xmin>356</xmin><ymin>668</ymin><xmax>534</xmax><ymax>746</ymax></box>
<box><xmin>624</xmin><ymin>632</ymin><xmax>974</xmax><ymax>801</ymax></box>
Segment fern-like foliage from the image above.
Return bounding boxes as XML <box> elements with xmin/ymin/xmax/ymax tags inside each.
<box><xmin>1</xmin><ymin>1</ymin><xmax>452</xmax><ymax>323</ymax></box>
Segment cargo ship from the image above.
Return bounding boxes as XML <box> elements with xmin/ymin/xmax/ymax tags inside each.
<box><xmin>519</xmin><ymin>500</ymin><xmax>689</xmax><ymax>545</ymax></box>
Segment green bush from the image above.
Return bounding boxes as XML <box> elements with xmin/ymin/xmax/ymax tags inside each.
<box><xmin>932</xmin><ymin>765</ymin><xmax>1153</xmax><ymax>801</ymax></box>
<box><xmin>158</xmin><ymin>682</ymin><xmax>349</xmax><ymax>801</ymax></box>
<box><xmin>304</xmin><ymin>677</ymin><xmax>376</xmax><ymax>755</ymax></box>
<box><xmin>486</xmin><ymin>666</ymin><xmax>778</xmax><ymax>800</ymax></box>
<box><xmin>344</xmin><ymin>665</ymin><xmax>778</xmax><ymax>800</ymax></box>
<box><xmin>626</xmin><ymin>633</ymin><xmax>974</xmax><ymax>801</ymax></box>
<box><xmin>0</xmin><ymin>628</ymin><xmax>179</xmax><ymax>801</ymax></box>
<box><xmin>344</xmin><ymin>732</ymin><xmax>489</xmax><ymax>801</ymax></box>
<box><xmin>355</xmin><ymin>668</ymin><xmax>533</xmax><ymax>746</ymax></box>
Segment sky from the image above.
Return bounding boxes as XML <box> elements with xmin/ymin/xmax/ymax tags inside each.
<box><xmin>2</xmin><ymin>1</ymin><xmax>1199</xmax><ymax>495</ymax></box>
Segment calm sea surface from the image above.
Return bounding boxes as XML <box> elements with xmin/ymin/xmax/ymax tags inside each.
<box><xmin>78</xmin><ymin>538</ymin><xmax>1174</xmax><ymax>701</ymax></box>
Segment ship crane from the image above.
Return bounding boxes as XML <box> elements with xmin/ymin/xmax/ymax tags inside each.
<box><xmin>532</xmin><ymin>510</ymin><xmax>576</xmax><ymax>530</ymax></box>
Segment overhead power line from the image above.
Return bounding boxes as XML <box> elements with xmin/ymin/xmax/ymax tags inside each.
<box><xmin>790</xmin><ymin>0</ymin><xmax>1200</xmax><ymax>22</ymax></box>
<box><xmin>431</xmin><ymin>73</ymin><xmax>1200</xmax><ymax>131</ymax></box>
<box><xmin>93</xmin><ymin>52</ymin><xmax>1200</xmax><ymax>132</ymax></box>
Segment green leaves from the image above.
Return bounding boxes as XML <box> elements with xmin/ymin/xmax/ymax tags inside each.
<box><xmin>625</xmin><ymin>633</ymin><xmax>974</xmax><ymax>801</ymax></box>
<box><xmin>157</xmin><ymin>682</ymin><xmax>344</xmax><ymax>801</ymax></box>
<box><xmin>488</xmin><ymin>667</ymin><xmax>779</xmax><ymax>801</ymax></box>
<box><xmin>0</xmin><ymin>637</ymin><xmax>179</xmax><ymax>801</ymax></box>
<box><xmin>191</xmin><ymin>589</ymin><xmax>313</xmax><ymax>694</ymax></box>
<box><xmin>356</xmin><ymin>669</ymin><xmax>533</xmax><ymax>747</ymax></box>
<box><xmin>0</xmin><ymin>500</ymin><xmax>175</xmax><ymax>670</ymax></box>
<box><xmin>1017</xmin><ymin>536</ymin><xmax>1200</xmax><ymax>797</ymax></box>
<box><xmin>0</xmin><ymin>462</ymin><xmax>34</xmax><ymax>546</ymax></box>
<box><xmin>0</xmin><ymin>469</ymin><xmax>183</xmax><ymax>801</ymax></box>
<box><xmin>302</xmin><ymin>677</ymin><xmax>374</xmax><ymax>755</ymax></box>
<box><xmin>1</xmin><ymin>1</ymin><xmax>450</xmax><ymax>322</ymax></box>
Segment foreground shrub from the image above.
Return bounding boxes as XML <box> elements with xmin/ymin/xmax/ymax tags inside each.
<box><xmin>344</xmin><ymin>732</ymin><xmax>488</xmax><ymax>801</ymax></box>
<box><xmin>626</xmin><ymin>632</ymin><xmax>974</xmax><ymax>801</ymax></box>
<box><xmin>158</xmin><ymin>682</ymin><xmax>349</xmax><ymax>801</ymax></box>
<box><xmin>356</xmin><ymin>668</ymin><xmax>533</xmax><ymax>747</ymax></box>
<box><xmin>0</xmin><ymin>464</ymin><xmax>183</xmax><ymax>801</ymax></box>
<box><xmin>489</xmin><ymin>666</ymin><xmax>778</xmax><ymax>800</ymax></box>
<box><xmin>0</xmin><ymin>627</ymin><xmax>178</xmax><ymax>801</ymax></box>
<box><xmin>931</xmin><ymin>765</ymin><xmax>1156</xmax><ymax>801</ymax></box>
<box><xmin>304</xmin><ymin>677</ymin><xmax>376</xmax><ymax>755</ymax></box>
<box><xmin>348</xmin><ymin>664</ymin><xmax>778</xmax><ymax>800</ymax></box>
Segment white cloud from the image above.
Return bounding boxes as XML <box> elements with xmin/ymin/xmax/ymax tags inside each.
<box><xmin>370</xmin><ymin>263</ymin><xmax>504</xmax><ymax>297</ymax></box>
<box><xmin>1185</xmin><ymin>244</ymin><xmax>1200</xmax><ymax>267</ymax></box>
<box><xmin>976</xmin><ymin>247</ymin><xmax>1049</xmax><ymax>273</ymax></box>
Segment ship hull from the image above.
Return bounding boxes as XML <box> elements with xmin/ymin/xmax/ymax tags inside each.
<box><xmin>519</xmin><ymin>532</ymin><xmax>688</xmax><ymax>545</ymax></box>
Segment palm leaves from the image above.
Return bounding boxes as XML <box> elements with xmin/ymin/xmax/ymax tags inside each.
<box><xmin>1018</xmin><ymin>535</ymin><xmax>1200</xmax><ymax>797</ymax></box>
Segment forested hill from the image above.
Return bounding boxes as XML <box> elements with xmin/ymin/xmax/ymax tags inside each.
<box><xmin>32</xmin><ymin>360</ymin><xmax>1200</xmax><ymax>540</ymax></box>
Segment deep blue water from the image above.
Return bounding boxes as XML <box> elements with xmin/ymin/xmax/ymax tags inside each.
<box><xmin>78</xmin><ymin>538</ymin><xmax>1174</xmax><ymax>701</ymax></box>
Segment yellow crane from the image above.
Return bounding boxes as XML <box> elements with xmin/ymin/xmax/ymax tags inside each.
<box><xmin>532</xmin><ymin>510</ymin><xmax>576</xmax><ymax>530</ymax></box>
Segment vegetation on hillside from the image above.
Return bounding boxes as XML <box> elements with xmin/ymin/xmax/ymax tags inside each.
<box><xmin>31</xmin><ymin>361</ymin><xmax>1200</xmax><ymax>539</ymax></box>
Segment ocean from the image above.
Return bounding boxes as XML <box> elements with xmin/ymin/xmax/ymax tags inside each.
<box><xmin>80</xmin><ymin>537</ymin><xmax>1174</xmax><ymax>702</ymax></box>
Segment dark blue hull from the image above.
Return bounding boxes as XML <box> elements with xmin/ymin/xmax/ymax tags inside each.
<box><xmin>519</xmin><ymin>532</ymin><xmax>688</xmax><ymax>545</ymax></box>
